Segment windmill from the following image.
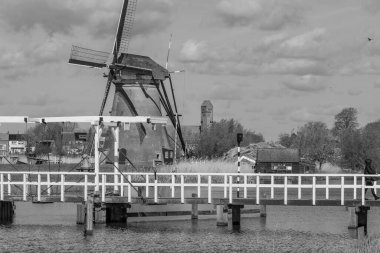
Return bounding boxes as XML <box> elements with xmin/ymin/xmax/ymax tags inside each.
<box><xmin>68</xmin><ymin>0</ymin><xmax>186</xmax><ymax>167</ymax></box>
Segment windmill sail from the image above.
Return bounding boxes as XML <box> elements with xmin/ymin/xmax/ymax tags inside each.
<box><xmin>68</xmin><ymin>45</ymin><xmax>109</xmax><ymax>68</ymax></box>
<box><xmin>113</xmin><ymin>0</ymin><xmax>137</xmax><ymax>62</ymax></box>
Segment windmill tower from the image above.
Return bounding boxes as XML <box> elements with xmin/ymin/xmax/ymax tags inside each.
<box><xmin>68</xmin><ymin>0</ymin><xmax>186</xmax><ymax>167</ymax></box>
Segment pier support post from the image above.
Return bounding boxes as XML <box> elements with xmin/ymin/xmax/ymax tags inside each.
<box><xmin>84</xmin><ymin>198</ymin><xmax>94</xmax><ymax>235</ymax></box>
<box><xmin>0</xmin><ymin>201</ymin><xmax>14</xmax><ymax>224</ymax></box>
<box><xmin>191</xmin><ymin>193</ymin><xmax>198</xmax><ymax>220</ymax></box>
<box><xmin>348</xmin><ymin>206</ymin><xmax>369</xmax><ymax>239</ymax></box>
<box><xmin>76</xmin><ymin>203</ymin><xmax>85</xmax><ymax>224</ymax></box>
<box><xmin>105</xmin><ymin>203</ymin><xmax>130</xmax><ymax>225</ymax></box>
<box><xmin>260</xmin><ymin>204</ymin><xmax>267</xmax><ymax>217</ymax></box>
<box><xmin>228</xmin><ymin>204</ymin><xmax>244</xmax><ymax>229</ymax></box>
<box><xmin>216</xmin><ymin>204</ymin><xmax>228</xmax><ymax>226</ymax></box>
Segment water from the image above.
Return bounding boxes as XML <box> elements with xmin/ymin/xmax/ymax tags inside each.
<box><xmin>1</xmin><ymin>203</ymin><xmax>380</xmax><ymax>252</ymax></box>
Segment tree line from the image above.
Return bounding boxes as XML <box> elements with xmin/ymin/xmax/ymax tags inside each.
<box><xmin>278</xmin><ymin>107</ymin><xmax>380</xmax><ymax>171</ymax></box>
<box><xmin>193</xmin><ymin>119</ymin><xmax>264</xmax><ymax>158</ymax></box>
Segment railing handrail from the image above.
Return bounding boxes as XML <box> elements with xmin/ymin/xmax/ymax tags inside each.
<box><xmin>0</xmin><ymin>171</ymin><xmax>377</xmax><ymax>177</ymax></box>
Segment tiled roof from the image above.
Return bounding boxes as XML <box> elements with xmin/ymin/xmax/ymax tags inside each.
<box><xmin>257</xmin><ymin>148</ymin><xmax>299</xmax><ymax>163</ymax></box>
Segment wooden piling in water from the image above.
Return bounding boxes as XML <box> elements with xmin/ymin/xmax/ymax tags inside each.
<box><xmin>229</xmin><ymin>204</ymin><xmax>244</xmax><ymax>229</ymax></box>
<box><xmin>84</xmin><ymin>199</ymin><xmax>94</xmax><ymax>235</ymax></box>
<box><xmin>105</xmin><ymin>203</ymin><xmax>130</xmax><ymax>224</ymax></box>
<box><xmin>76</xmin><ymin>203</ymin><xmax>85</xmax><ymax>224</ymax></box>
<box><xmin>347</xmin><ymin>206</ymin><xmax>369</xmax><ymax>239</ymax></box>
<box><xmin>216</xmin><ymin>204</ymin><xmax>228</xmax><ymax>226</ymax></box>
<box><xmin>0</xmin><ymin>201</ymin><xmax>14</xmax><ymax>224</ymax></box>
<box><xmin>191</xmin><ymin>193</ymin><xmax>198</xmax><ymax>220</ymax></box>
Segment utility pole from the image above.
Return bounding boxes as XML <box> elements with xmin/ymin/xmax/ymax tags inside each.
<box><xmin>236</xmin><ymin>133</ymin><xmax>243</xmax><ymax>198</ymax></box>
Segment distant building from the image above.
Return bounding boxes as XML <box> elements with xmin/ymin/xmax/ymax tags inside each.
<box><xmin>8</xmin><ymin>134</ymin><xmax>27</xmax><ymax>154</ymax></box>
<box><xmin>255</xmin><ymin>148</ymin><xmax>315</xmax><ymax>174</ymax></box>
<box><xmin>201</xmin><ymin>100</ymin><xmax>213</xmax><ymax>132</ymax></box>
<box><xmin>0</xmin><ymin>133</ymin><xmax>9</xmax><ymax>157</ymax></box>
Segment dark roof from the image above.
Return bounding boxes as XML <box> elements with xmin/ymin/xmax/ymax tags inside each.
<box><xmin>257</xmin><ymin>148</ymin><xmax>299</xmax><ymax>163</ymax></box>
<box><xmin>9</xmin><ymin>134</ymin><xmax>25</xmax><ymax>141</ymax></box>
<box><xmin>119</xmin><ymin>53</ymin><xmax>169</xmax><ymax>80</ymax></box>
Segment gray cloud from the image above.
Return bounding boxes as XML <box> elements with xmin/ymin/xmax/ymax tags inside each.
<box><xmin>20</xmin><ymin>94</ymin><xmax>64</xmax><ymax>106</ymax></box>
<box><xmin>216</xmin><ymin>0</ymin><xmax>302</xmax><ymax>31</ymax></box>
<box><xmin>347</xmin><ymin>89</ymin><xmax>363</xmax><ymax>96</ymax></box>
<box><xmin>208</xmin><ymin>82</ymin><xmax>242</xmax><ymax>101</ymax></box>
<box><xmin>0</xmin><ymin>0</ymin><xmax>173</xmax><ymax>38</ymax></box>
<box><xmin>281</xmin><ymin>75</ymin><xmax>327</xmax><ymax>93</ymax></box>
<box><xmin>0</xmin><ymin>0</ymin><xmax>86</xmax><ymax>34</ymax></box>
<box><xmin>362</xmin><ymin>0</ymin><xmax>380</xmax><ymax>14</ymax></box>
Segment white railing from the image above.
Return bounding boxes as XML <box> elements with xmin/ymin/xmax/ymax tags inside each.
<box><xmin>0</xmin><ymin>172</ymin><xmax>378</xmax><ymax>206</ymax></box>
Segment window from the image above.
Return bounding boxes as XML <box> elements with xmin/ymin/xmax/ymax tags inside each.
<box><xmin>272</xmin><ymin>163</ymin><xmax>292</xmax><ymax>171</ymax></box>
<box><xmin>0</xmin><ymin>144</ymin><xmax>6</xmax><ymax>150</ymax></box>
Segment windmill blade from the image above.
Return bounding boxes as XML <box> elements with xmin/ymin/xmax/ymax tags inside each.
<box><xmin>69</xmin><ymin>45</ymin><xmax>109</xmax><ymax>68</ymax></box>
<box><xmin>113</xmin><ymin>0</ymin><xmax>138</xmax><ymax>62</ymax></box>
<box><xmin>165</xmin><ymin>33</ymin><xmax>172</xmax><ymax>70</ymax></box>
<box><xmin>99</xmin><ymin>71</ymin><xmax>114</xmax><ymax>116</ymax></box>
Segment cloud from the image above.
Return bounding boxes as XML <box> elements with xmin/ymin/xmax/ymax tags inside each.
<box><xmin>347</xmin><ymin>89</ymin><xmax>363</xmax><ymax>96</ymax></box>
<box><xmin>282</xmin><ymin>75</ymin><xmax>327</xmax><ymax>92</ymax></box>
<box><xmin>178</xmin><ymin>25</ymin><xmax>380</xmax><ymax>77</ymax></box>
<box><xmin>20</xmin><ymin>94</ymin><xmax>64</xmax><ymax>106</ymax></box>
<box><xmin>362</xmin><ymin>0</ymin><xmax>380</xmax><ymax>14</ymax></box>
<box><xmin>374</xmin><ymin>78</ymin><xmax>380</xmax><ymax>88</ymax></box>
<box><xmin>271</xmin><ymin>104</ymin><xmax>342</xmax><ymax>124</ymax></box>
<box><xmin>0</xmin><ymin>0</ymin><xmax>173</xmax><ymax>38</ymax></box>
<box><xmin>208</xmin><ymin>82</ymin><xmax>242</xmax><ymax>101</ymax></box>
<box><xmin>216</xmin><ymin>0</ymin><xmax>302</xmax><ymax>30</ymax></box>
<box><xmin>133</xmin><ymin>0</ymin><xmax>173</xmax><ymax>36</ymax></box>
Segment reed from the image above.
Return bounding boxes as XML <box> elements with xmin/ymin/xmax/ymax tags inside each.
<box><xmin>349</xmin><ymin>236</ymin><xmax>380</xmax><ymax>253</ymax></box>
<box><xmin>158</xmin><ymin>159</ymin><xmax>253</xmax><ymax>174</ymax></box>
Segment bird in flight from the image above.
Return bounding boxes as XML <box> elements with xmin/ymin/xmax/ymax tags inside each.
<box><xmin>368</xmin><ymin>37</ymin><xmax>373</xmax><ymax>42</ymax></box>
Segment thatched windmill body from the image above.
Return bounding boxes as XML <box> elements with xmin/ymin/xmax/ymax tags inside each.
<box><xmin>69</xmin><ymin>0</ymin><xmax>186</xmax><ymax>167</ymax></box>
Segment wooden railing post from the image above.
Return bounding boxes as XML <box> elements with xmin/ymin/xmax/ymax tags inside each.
<box><xmin>47</xmin><ymin>173</ymin><xmax>51</xmax><ymax>196</ymax></box>
<box><xmin>298</xmin><ymin>175</ymin><xmax>301</xmax><ymax>199</ymax></box>
<box><xmin>84</xmin><ymin>174</ymin><xmax>88</xmax><ymax>201</ymax></box>
<box><xmin>23</xmin><ymin>173</ymin><xmax>27</xmax><ymax>201</ymax></box>
<box><xmin>224</xmin><ymin>175</ymin><xmax>227</xmax><ymax>199</ymax></box>
<box><xmin>7</xmin><ymin>173</ymin><xmax>11</xmax><ymax>196</ymax></box>
<box><xmin>181</xmin><ymin>175</ymin><xmax>184</xmax><ymax>204</ymax></box>
<box><xmin>341</xmin><ymin>176</ymin><xmax>345</xmax><ymax>206</ymax></box>
<box><xmin>208</xmin><ymin>176</ymin><xmax>211</xmax><ymax>204</ymax></box>
<box><xmin>0</xmin><ymin>173</ymin><xmax>3</xmax><ymax>201</ymax></box>
<box><xmin>102</xmin><ymin>174</ymin><xmax>106</xmax><ymax>203</ymax></box>
<box><xmin>146</xmin><ymin>174</ymin><xmax>149</xmax><ymax>198</ymax></box>
<box><xmin>61</xmin><ymin>174</ymin><xmax>65</xmax><ymax>202</ymax></box>
<box><xmin>312</xmin><ymin>176</ymin><xmax>316</xmax><ymax>205</ymax></box>
<box><xmin>229</xmin><ymin>176</ymin><xmax>233</xmax><ymax>203</ymax></box>
<box><xmin>256</xmin><ymin>175</ymin><xmax>260</xmax><ymax>205</ymax></box>
<box><xmin>128</xmin><ymin>175</ymin><xmax>131</xmax><ymax>203</ymax></box>
<box><xmin>270</xmin><ymin>175</ymin><xmax>274</xmax><ymax>199</ymax></box>
<box><xmin>37</xmin><ymin>173</ymin><xmax>41</xmax><ymax>202</ymax></box>
<box><xmin>172</xmin><ymin>174</ymin><xmax>175</xmax><ymax>198</ymax></box>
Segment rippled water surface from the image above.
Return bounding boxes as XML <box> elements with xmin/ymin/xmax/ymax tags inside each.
<box><xmin>1</xmin><ymin>203</ymin><xmax>380</xmax><ymax>252</ymax></box>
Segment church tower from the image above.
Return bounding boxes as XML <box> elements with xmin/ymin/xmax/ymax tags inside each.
<box><xmin>200</xmin><ymin>100</ymin><xmax>213</xmax><ymax>132</ymax></box>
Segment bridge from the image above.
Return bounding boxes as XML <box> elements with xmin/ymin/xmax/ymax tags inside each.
<box><xmin>0</xmin><ymin>115</ymin><xmax>376</xmax><ymax>238</ymax></box>
<box><xmin>1</xmin><ymin>171</ymin><xmax>379</xmax><ymax>206</ymax></box>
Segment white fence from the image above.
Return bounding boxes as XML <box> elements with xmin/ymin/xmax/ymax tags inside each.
<box><xmin>0</xmin><ymin>172</ymin><xmax>378</xmax><ymax>205</ymax></box>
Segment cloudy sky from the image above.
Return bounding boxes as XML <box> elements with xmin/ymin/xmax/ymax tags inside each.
<box><xmin>1</xmin><ymin>0</ymin><xmax>380</xmax><ymax>140</ymax></box>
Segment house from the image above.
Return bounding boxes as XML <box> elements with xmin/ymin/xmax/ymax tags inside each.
<box><xmin>0</xmin><ymin>133</ymin><xmax>9</xmax><ymax>157</ymax></box>
<box><xmin>8</xmin><ymin>134</ymin><xmax>27</xmax><ymax>154</ymax></box>
<box><xmin>254</xmin><ymin>148</ymin><xmax>315</xmax><ymax>174</ymax></box>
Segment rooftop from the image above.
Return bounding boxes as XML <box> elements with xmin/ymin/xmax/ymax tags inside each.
<box><xmin>257</xmin><ymin>148</ymin><xmax>300</xmax><ymax>163</ymax></box>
